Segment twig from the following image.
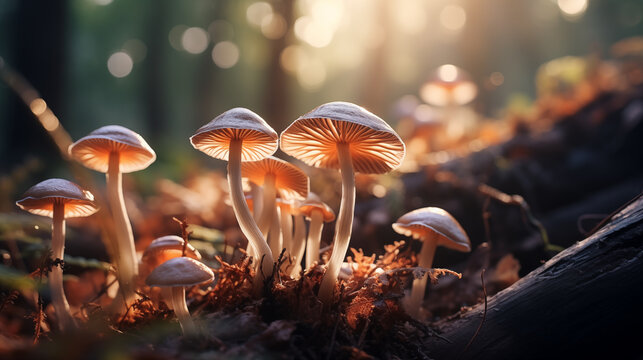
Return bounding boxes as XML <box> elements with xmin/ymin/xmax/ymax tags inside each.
<box><xmin>173</xmin><ymin>217</ymin><xmax>193</xmax><ymax>257</ymax></box>
<box><xmin>586</xmin><ymin>191</ymin><xmax>643</xmax><ymax>237</ymax></box>
<box><xmin>478</xmin><ymin>184</ymin><xmax>563</xmax><ymax>252</ymax></box>
<box><xmin>461</xmin><ymin>269</ymin><xmax>487</xmax><ymax>356</ymax></box>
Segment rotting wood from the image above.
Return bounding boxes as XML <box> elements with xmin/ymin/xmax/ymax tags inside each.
<box><xmin>424</xmin><ymin>194</ymin><xmax>643</xmax><ymax>359</ymax></box>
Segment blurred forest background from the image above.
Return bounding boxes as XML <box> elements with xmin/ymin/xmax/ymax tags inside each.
<box><xmin>1</xmin><ymin>0</ymin><xmax>642</xmax><ymax>202</ymax></box>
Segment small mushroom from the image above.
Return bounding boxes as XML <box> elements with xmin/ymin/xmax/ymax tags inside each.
<box><xmin>16</xmin><ymin>178</ymin><xmax>98</xmax><ymax>330</ymax></box>
<box><xmin>140</xmin><ymin>235</ymin><xmax>202</xmax><ymax>310</ymax></box>
<box><xmin>190</xmin><ymin>108</ymin><xmax>278</xmax><ymax>287</ymax></box>
<box><xmin>140</xmin><ymin>235</ymin><xmax>202</xmax><ymax>274</ymax></box>
<box><xmin>297</xmin><ymin>193</ymin><xmax>335</xmax><ymax>270</ymax></box>
<box><xmin>69</xmin><ymin>125</ymin><xmax>156</xmax><ymax>303</ymax></box>
<box><xmin>145</xmin><ymin>257</ymin><xmax>214</xmax><ymax>336</ymax></box>
<box><xmin>392</xmin><ymin>207</ymin><xmax>471</xmax><ymax>317</ymax></box>
<box><xmin>281</xmin><ymin>101</ymin><xmax>405</xmax><ymax>304</ymax></box>
<box><xmin>241</xmin><ymin>156</ymin><xmax>309</xmax><ymax>238</ymax></box>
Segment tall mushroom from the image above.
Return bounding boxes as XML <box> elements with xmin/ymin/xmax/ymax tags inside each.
<box><xmin>69</xmin><ymin>125</ymin><xmax>156</xmax><ymax>303</ymax></box>
<box><xmin>392</xmin><ymin>207</ymin><xmax>471</xmax><ymax>317</ymax></box>
<box><xmin>297</xmin><ymin>194</ymin><xmax>335</xmax><ymax>270</ymax></box>
<box><xmin>16</xmin><ymin>178</ymin><xmax>98</xmax><ymax>330</ymax></box>
<box><xmin>280</xmin><ymin>101</ymin><xmax>405</xmax><ymax>304</ymax></box>
<box><xmin>190</xmin><ymin>108</ymin><xmax>278</xmax><ymax>286</ymax></box>
<box><xmin>145</xmin><ymin>257</ymin><xmax>214</xmax><ymax>337</ymax></box>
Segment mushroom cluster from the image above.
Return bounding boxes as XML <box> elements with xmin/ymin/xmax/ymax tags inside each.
<box><xmin>16</xmin><ymin>100</ymin><xmax>475</xmax><ymax>334</ymax></box>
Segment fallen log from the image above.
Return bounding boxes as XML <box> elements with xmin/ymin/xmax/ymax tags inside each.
<box><xmin>425</xmin><ymin>194</ymin><xmax>643</xmax><ymax>359</ymax></box>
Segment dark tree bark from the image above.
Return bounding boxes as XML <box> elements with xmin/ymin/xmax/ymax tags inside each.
<box><xmin>3</xmin><ymin>0</ymin><xmax>67</xmax><ymax>171</ymax></box>
<box><xmin>424</xmin><ymin>195</ymin><xmax>643</xmax><ymax>359</ymax></box>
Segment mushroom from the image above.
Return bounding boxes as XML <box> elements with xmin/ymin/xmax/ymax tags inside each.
<box><xmin>140</xmin><ymin>235</ymin><xmax>202</xmax><ymax>275</ymax></box>
<box><xmin>280</xmin><ymin>101</ymin><xmax>405</xmax><ymax>304</ymax></box>
<box><xmin>241</xmin><ymin>156</ymin><xmax>309</xmax><ymax>238</ymax></box>
<box><xmin>140</xmin><ymin>235</ymin><xmax>202</xmax><ymax>310</ymax></box>
<box><xmin>297</xmin><ymin>193</ymin><xmax>335</xmax><ymax>270</ymax></box>
<box><xmin>16</xmin><ymin>178</ymin><xmax>98</xmax><ymax>330</ymax></box>
<box><xmin>392</xmin><ymin>207</ymin><xmax>471</xmax><ymax>317</ymax></box>
<box><xmin>190</xmin><ymin>108</ymin><xmax>278</xmax><ymax>286</ymax></box>
<box><xmin>69</xmin><ymin>125</ymin><xmax>156</xmax><ymax>303</ymax></box>
<box><xmin>145</xmin><ymin>257</ymin><xmax>214</xmax><ymax>336</ymax></box>
<box><xmin>419</xmin><ymin>64</ymin><xmax>478</xmax><ymax>145</ymax></box>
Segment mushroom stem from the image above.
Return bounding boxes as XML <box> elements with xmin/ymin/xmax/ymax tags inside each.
<box><xmin>107</xmin><ymin>151</ymin><xmax>137</xmax><ymax>304</ymax></box>
<box><xmin>268</xmin><ymin>206</ymin><xmax>283</xmax><ymax>261</ymax></box>
<box><xmin>280</xmin><ymin>206</ymin><xmax>293</xmax><ymax>257</ymax></box>
<box><xmin>406</xmin><ymin>234</ymin><xmax>438</xmax><ymax>317</ymax></box>
<box><xmin>249</xmin><ymin>183</ymin><xmax>263</xmax><ymax>223</ymax></box>
<box><xmin>170</xmin><ymin>286</ymin><xmax>197</xmax><ymax>337</ymax></box>
<box><xmin>305</xmin><ymin>210</ymin><xmax>324</xmax><ymax>269</ymax></box>
<box><xmin>318</xmin><ymin>142</ymin><xmax>355</xmax><ymax>304</ymax></box>
<box><xmin>257</xmin><ymin>174</ymin><xmax>276</xmax><ymax>237</ymax></box>
<box><xmin>227</xmin><ymin>139</ymin><xmax>274</xmax><ymax>286</ymax></box>
<box><xmin>50</xmin><ymin>201</ymin><xmax>74</xmax><ymax>330</ymax></box>
<box><xmin>289</xmin><ymin>213</ymin><xmax>306</xmax><ymax>277</ymax></box>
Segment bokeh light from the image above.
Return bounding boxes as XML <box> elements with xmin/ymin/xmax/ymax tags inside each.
<box><xmin>107</xmin><ymin>52</ymin><xmax>133</xmax><ymax>78</ymax></box>
<box><xmin>181</xmin><ymin>27</ymin><xmax>209</xmax><ymax>54</ymax></box>
<box><xmin>247</xmin><ymin>2</ymin><xmax>273</xmax><ymax>27</ymax></box>
<box><xmin>211</xmin><ymin>41</ymin><xmax>240</xmax><ymax>68</ymax></box>
<box><xmin>261</xmin><ymin>13</ymin><xmax>287</xmax><ymax>40</ymax></box>
<box><xmin>122</xmin><ymin>39</ymin><xmax>147</xmax><ymax>62</ymax></box>
<box><xmin>557</xmin><ymin>0</ymin><xmax>588</xmax><ymax>19</ymax></box>
<box><xmin>440</xmin><ymin>5</ymin><xmax>466</xmax><ymax>31</ymax></box>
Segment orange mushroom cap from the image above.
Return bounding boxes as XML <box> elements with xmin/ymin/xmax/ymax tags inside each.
<box><xmin>280</xmin><ymin>102</ymin><xmax>405</xmax><ymax>174</ymax></box>
<box><xmin>68</xmin><ymin>125</ymin><xmax>156</xmax><ymax>173</ymax></box>
<box><xmin>392</xmin><ymin>207</ymin><xmax>471</xmax><ymax>252</ymax></box>
<box><xmin>145</xmin><ymin>257</ymin><xmax>214</xmax><ymax>288</ymax></box>
<box><xmin>16</xmin><ymin>178</ymin><xmax>98</xmax><ymax>218</ymax></box>
<box><xmin>190</xmin><ymin>108</ymin><xmax>278</xmax><ymax>162</ymax></box>
<box><xmin>241</xmin><ymin>156</ymin><xmax>309</xmax><ymax>200</ymax></box>
<box><xmin>141</xmin><ymin>235</ymin><xmax>202</xmax><ymax>270</ymax></box>
<box><xmin>297</xmin><ymin>196</ymin><xmax>335</xmax><ymax>222</ymax></box>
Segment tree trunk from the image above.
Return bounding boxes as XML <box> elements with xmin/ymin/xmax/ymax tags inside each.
<box><xmin>424</xmin><ymin>194</ymin><xmax>643</xmax><ymax>359</ymax></box>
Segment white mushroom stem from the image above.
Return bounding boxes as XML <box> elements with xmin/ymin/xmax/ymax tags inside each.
<box><xmin>246</xmin><ymin>183</ymin><xmax>262</xmax><ymax>260</ymax></box>
<box><xmin>50</xmin><ymin>201</ymin><xmax>74</xmax><ymax>330</ymax></box>
<box><xmin>227</xmin><ymin>139</ymin><xmax>274</xmax><ymax>286</ymax></box>
<box><xmin>280</xmin><ymin>206</ymin><xmax>293</xmax><ymax>256</ymax></box>
<box><xmin>268</xmin><ymin>206</ymin><xmax>283</xmax><ymax>260</ymax></box>
<box><xmin>406</xmin><ymin>234</ymin><xmax>438</xmax><ymax>318</ymax></box>
<box><xmin>305</xmin><ymin>210</ymin><xmax>324</xmax><ymax>270</ymax></box>
<box><xmin>257</xmin><ymin>174</ymin><xmax>276</xmax><ymax>238</ymax></box>
<box><xmin>318</xmin><ymin>142</ymin><xmax>355</xmax><ymax>304</ymax></box>
<box><xmin>289</xmin><ymin>213</ymin><xmax>306</xmax><ymax>277</ymax></box>
<box><xmin>107</xmin><ymin>151</ymin><xmax>137</xmax><ymax>304</ymax></box>
<box><xmin>170</xmin><ymin>286</ymin><xmax>197</xmax><ymax>336</ymax></box>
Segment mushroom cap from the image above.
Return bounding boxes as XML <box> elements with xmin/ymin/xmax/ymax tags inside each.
<box><xmin>392</xmin><ymin>207</ymin><xmax>470</xmax><ymax>252</ymax></box>
<box><xmin>16</xmin><ymin>178</ymin><xmax>98</xmax><ymax>218</ymax></box>
<box><xmin>141</xmin><ymin>235</ymin><xmax>202</xmax><ymax>270</ymax></box>
<box><xmin>280</xmin><ymin>102</ymin><xmax>405</xmax><ymax>174</ymax></box>
<box><xmin>190</xmin><ymin>108</ymin><xmax>278</xmax><ymax>162</ymax></box>
<box><xmin>145</xmin><ymin>257</ymin><xmax>214</xmax><ymax>288</ymax></box>
<box><xmin>241</xmin><ymin>156</ymin><xmax>309</xmax><ymax>200</ymax></box>
<box><xmin>69</xmin><ymin>125</ymin><xmax>156</xmax><ymax>173</ymax></box>
<box><xmin>297</xmin><ymin>196</ymin><xmax>335</xmax><ymax>222</ymax></box>
<box><xmin>420</xmin><ymin>65</ymin><xmax>477</xmax><ymax>106</ymax></box>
